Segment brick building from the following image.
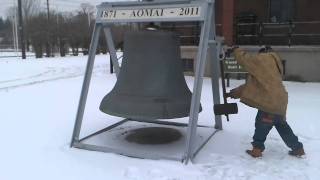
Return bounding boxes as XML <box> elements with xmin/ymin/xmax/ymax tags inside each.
<box><xmin>216</xmin><ymin>0</ymin><xmax>320</xmax><ymax>45</ymax></box>
<box><xmin>156</xmin><ymin>0</ymin><xmax>320</xmax><ymax>81</ymax></box>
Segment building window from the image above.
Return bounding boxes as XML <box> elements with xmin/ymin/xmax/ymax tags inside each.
<box><xmin>182</xmin><ymin>58</ymin><xmax>194</xmax><ymax>72</ymax></box>
<box><xmin>270</xmin><ymin>0</ymin><xmax>295</xmax><ymax>22</ymax></box>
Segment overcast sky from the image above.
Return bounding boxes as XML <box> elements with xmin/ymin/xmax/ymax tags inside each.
<box><xmin>0</xmin><ymin>0</ymin><xmax>131</xmax><ymax>18</ymax></box>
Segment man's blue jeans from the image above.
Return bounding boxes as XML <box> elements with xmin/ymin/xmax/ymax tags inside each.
<box><xmin>252</xmin><ymin>110</ymin><xmax>303</xmax><ymax>151</ymax></box>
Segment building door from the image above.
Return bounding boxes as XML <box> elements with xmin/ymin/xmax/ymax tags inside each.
<box><xmin>270</xmin><ymin>0</ymin><xmax>295</xmax><ymax>22</ymax></box>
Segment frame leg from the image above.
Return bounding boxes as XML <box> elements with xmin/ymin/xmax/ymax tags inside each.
<box><xmin>104</xmin><ymin>27</ymin><xmax>121</xmax><ymax>77</ymax></box>
<box><xmin>71</xmin><ymin>24</ymin><xmax>102</xmax><ymax>147</ymax></box>
<box><xmin>184</xmin><ymin>2</ymin><xmax>214</xmax><ymax>164</ymax></box>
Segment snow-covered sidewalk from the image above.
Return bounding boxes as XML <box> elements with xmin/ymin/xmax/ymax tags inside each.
<box><xmin>0</xmin><ymin>55</ymin><xmax>319</xmax><ymax>180</ymax></box>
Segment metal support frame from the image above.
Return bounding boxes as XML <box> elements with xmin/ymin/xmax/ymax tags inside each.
<box><xmin>71</xmin><ymin>0</ymin><xmax>222</xmax><ymax>164</ymax></box>
<box><xmin>73</xmin><ymin>118</ymin><xmax>219</xmax><ymax>161</ymax></box>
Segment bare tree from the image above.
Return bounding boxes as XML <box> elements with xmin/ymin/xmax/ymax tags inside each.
<box><xmin>3</xmin><ymin>1</ymin><xmax>133</xmax><ymax>57</ymax></box>
<box><xmin>5</xmin><ymin>7</ymin><xmax>18</xmax><ymax>50</ymax></box>
<box><xmin>0</xmin><ymin>17</ymin><xmax>14</xmax><ymax>49</ymax></box>
<box><xmin>22</xmin><ymin>0</ymin><xmax>41</xmax><ymax>51</ymax></box>
<box><xmin>80</xmin><ymin>3</ymin><xmax>95</xmax><ymax>27</ymax></box>
<box><xmin>28</xmin><ymin>13</ymin><xmax>47</xmax><ymax>58</ymax></box>
<box><xmin>78</xmin><ymin>3</ymin><xmax>95</xmax><ymax>54</ymax></box>
<box><xmin>22</xmin><ymin>0</ymin><xmax>40</xmax><ymax>18</ymax></box>
<box><xmin>56</xmin><ymin>13</ymin><xmax>69</xmax><ymax>57</ymax></box>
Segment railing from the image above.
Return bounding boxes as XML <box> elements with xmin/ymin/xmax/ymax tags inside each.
<box><xmin>235</xmin><ymin>21</ymin><xmax>320</xmax><ymax>45</ymax></box>
<box><xmin>159</xmin><ymin>23</ymin><xmax>222</xmax><ymax>45</ymax></box>
<box><xmin>159</xmin><ymin>22</ymin><xmax>201</xmax><ymax>45</ymax></box>
<box><xmin>0</xmin><ymin>45</ymin><xmax>16</xmax><ymax>49</ymax></box>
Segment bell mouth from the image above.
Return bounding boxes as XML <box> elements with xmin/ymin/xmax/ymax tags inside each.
<box><xmin>99</xmin><ymin>94</ymin><xmax>198</xmax><ymax>120</ymax></box>
<box><xmin>125</xmin><ymin>127</ymin><xmax>182</xmax><ymax>145</ymax></box>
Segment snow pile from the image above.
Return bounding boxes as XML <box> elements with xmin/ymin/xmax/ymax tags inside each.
<box><xmin>0</xmin><ymin>55</ymin><xmax>319</xmax><ymax>180</ymax></box>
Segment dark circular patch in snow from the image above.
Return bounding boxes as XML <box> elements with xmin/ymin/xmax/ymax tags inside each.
<box><xmin>125</xmin><ymin>127</ymin><xmax>182</xmax><ymax>144</ymax></box>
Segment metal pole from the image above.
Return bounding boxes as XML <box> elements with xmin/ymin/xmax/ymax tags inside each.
<box><xmin>208</xmin><ymin>0</ymin><xmax>222</xmax><ymax>130</ymax></box>
<box><xmin>258</xmin><ymin>21</ymin><xmax>263</xmax><ymax>46</ymax></box>
<box><xmin>14</xmin><ymin>13</ymin><xmax>19</xmax><ymax>53</ymax></box>
<box><xmin>288</xmin><ymin>20</ymin><xmax>293</xmax><ymax>46</ymax></box>
<box><xmin>226</xmin><ymin>73</ymin><xmax>230</xmax><ymax>87</ymax></box>
<box><xmin>110</xmin><ymin>54</ymin><xmax>114</xmax><ymax>74</ymax></box>
<box><xmin>11</xmin><ymin>14</ymin><xmax>16</xmax><ymax>51</ymax></box>
<box><xmin>46</xmin><ymin>0</ymin><xmax>50</xmax><ymax>20</ymax></box>
<box><xmin>57</xmin><ymin>15</ymin><xmax>61</xmax><ymax>56</ymax></box>
<box><xmin>88</xmin><ymin>13</ymin><xmax>91</xmax><ymax>27</ymax></box>
<box><xmin>46</xmin><ymin>0</ymin><xmax>51</xmax><ymax>57</ymax></box>
<box><xmin>71</xmin><ymin>24</ymin><xmax>102</xmax><ymax>147</ymax></box>
<box><xmin>13</xmin><ymin>0</ymin><xmax>19</xmax><ymax>54</ymax></box>
<box><xmin>17</xmin><ymin>0</ymin><xmax>26</xmax><ymax>59</ymax></box>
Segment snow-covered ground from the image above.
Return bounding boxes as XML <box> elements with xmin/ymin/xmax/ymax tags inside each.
<box><xmin>0</xmin><ymin>55</ymin><xmax>319</xmax><ymax>180</ymax></box>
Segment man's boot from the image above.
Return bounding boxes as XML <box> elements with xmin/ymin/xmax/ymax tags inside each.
<box><xmin>289</xmin><ymin>148</ymin><xmax>305</xmax><ymax>157</ymax></box>
<box><xmin>246</xmin><ymin>147</ymin><xmax>262</xmax><ymax>158</ymax></box>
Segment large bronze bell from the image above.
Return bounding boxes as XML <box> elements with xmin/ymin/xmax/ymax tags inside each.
<box><xmin>100</xmin><ymin>31</ymin><xmax>201</xmax><ymax>120</ymax></box>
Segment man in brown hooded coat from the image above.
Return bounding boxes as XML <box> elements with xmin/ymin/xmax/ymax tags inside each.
<box><xmin>229</xmin><ymin>46</ymin><xmax>305</xmax><ymax>158</ymax></box>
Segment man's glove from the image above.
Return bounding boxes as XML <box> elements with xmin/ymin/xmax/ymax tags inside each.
<box><xmin>227</xmin><ymin>85</ymin><xmax>244</xmax><ymax>99</ymax></box>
